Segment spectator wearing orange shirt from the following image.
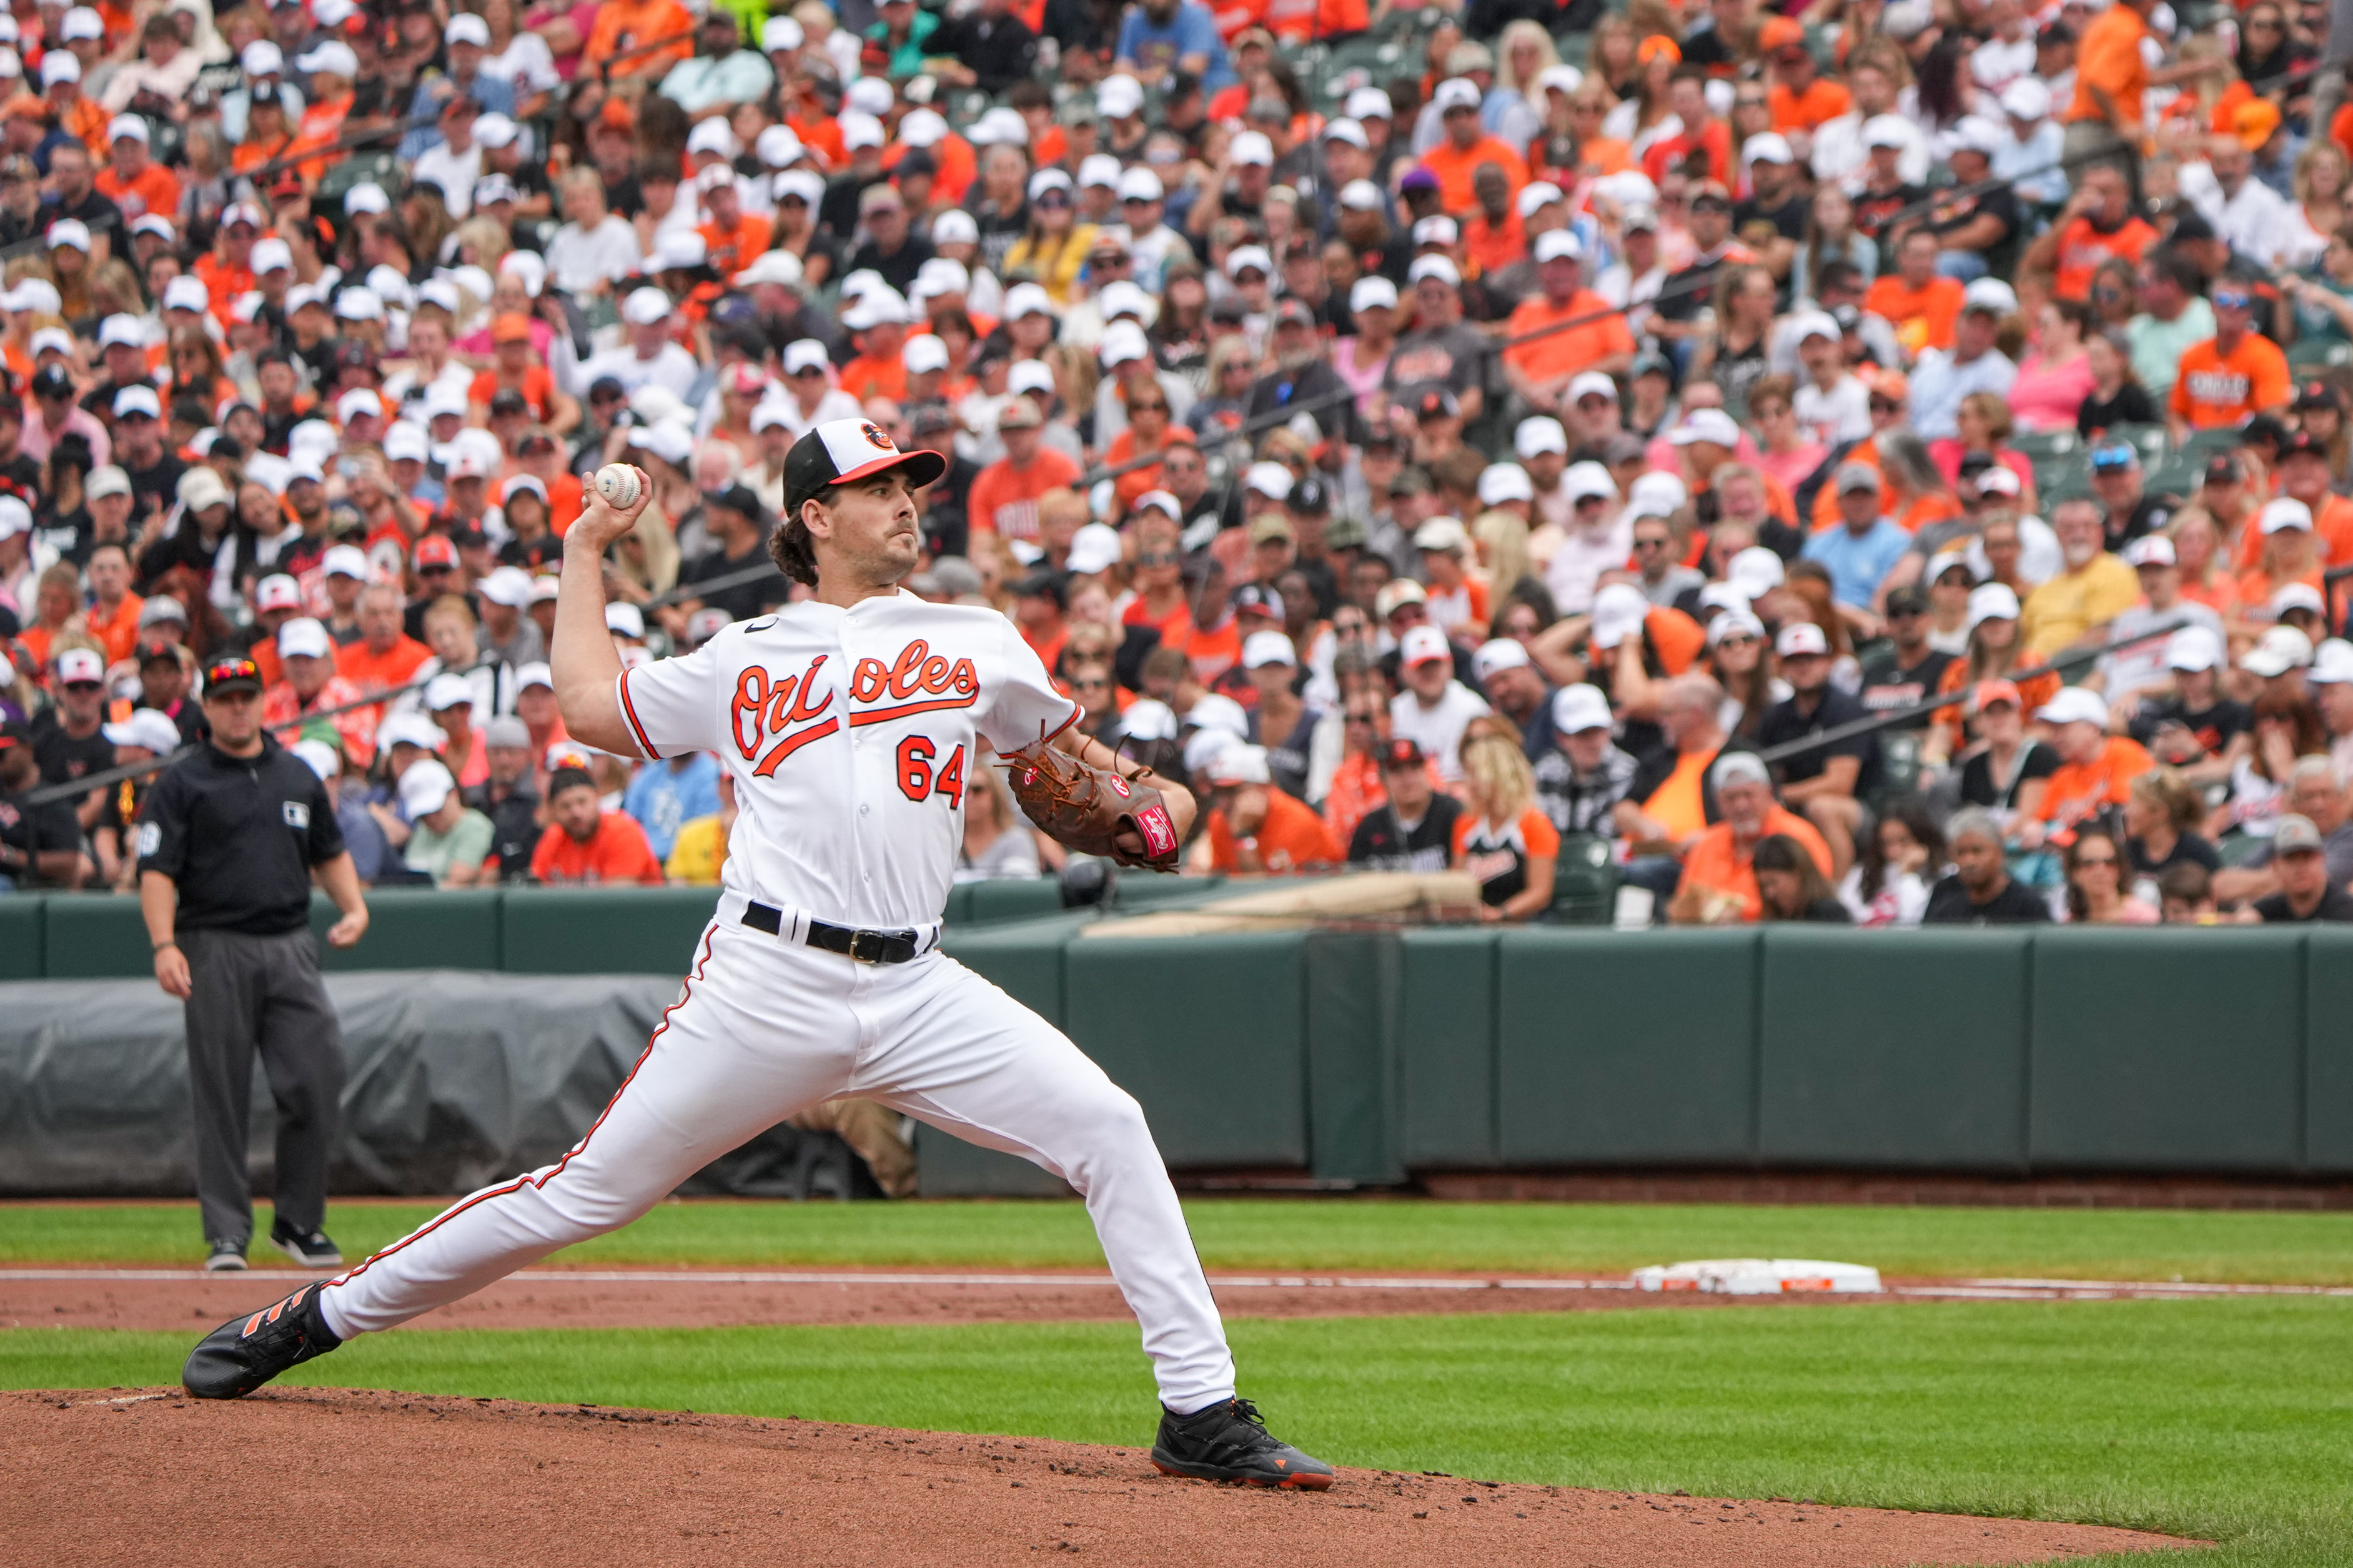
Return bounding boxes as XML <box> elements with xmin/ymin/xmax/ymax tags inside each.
<box><xmin>968</xmin><ymin>399</ymin><xmax>1081</xmax><ymax>548</ymax></box>
<box><xmin>836</xmin><ymin>288</ymin><xmax>911</xmax><ymax>404</ymax></box>
<box><xmin>2032</xmin><ymin>686</ymin><xmax>2154</xmax><ymax>846</ymax></box>
<box><xmin>1671</xmin><ymin>752</ymin><xmax>1836</xmax><ymax>924</ymax></box>
<box><xmin>2064</xmin><ymin>0</ymin><xmax>2162</xmax><ymax>195</ymax></box>
<box><xmin>585</xmin><ymin>0</ymin><xmax>697</xmax><ymax>84</ymax></box>
<box><xmin>1640</xmin><ymin>69</ymin><xmax>1733</xmax><ymax>188</ymax></box>
<box><xmin>1199</xmin><ymin>741</ymin><xmax>1344</xmax><ymax>874</ymax></box>
<box><xmin>1419</xmin><ymin>76</ymin><xmax>1528</xmax><ymax>214</ymax></box>
<box><xmin>469</xmin><ymin>313</ymin><xmax>580</xmax><ymax>435</ymax></box>
<box><xmin>1865</xmin><ymin>231</ymin><xmax>1967</xmax><ymax>360</ymax></box>
<box><xmin>694</xmin><ymin>164</ymin><xmax>773</xmax><ymax>277</ymax></box>
<box><xmin>532</xmin><ymin>767</ymin><xmax>668</xmax><ymax>884</ymax></box>
<box><xmin>1502</xmin><ymin>230</ymin><xmax>1635</xmax><ymax>417</ymax></box>
<box><xmin>2024</xmin><ymin>165</ymin><xmax>2158</xmax><ymax>302</ymax></box>
<box><xmin>335</xmin><ymin>583</ymin><xmax>433</xmax><ymax>718</ymax></box>
<box><xmin>2169</xmin><ymin>280</ymin><xmax>2291</xmax><ymax>440</ymax></box>
<box><xmin>1762</xmin><ymin>19</ymin><xmax>1850</xmax><ymax>133</ymax></box>
<box><xmin>81</xmin><ymin>538</ymin><xmax>142</xmax><ymax>666</ymax></box>
<box><xmin>41</xmin><ymin>54</ymin><xmax>110</xmax><ymax>158</ymax></box>
<box><xmin>93</xmin><ymin>114</ymin><xmax>179</xmax><ymax>224</ymax></box>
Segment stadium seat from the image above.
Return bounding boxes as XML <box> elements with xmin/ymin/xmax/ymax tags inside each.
<box><xmin>1872</xmin><ymin>731</ymin><xmax>1924</xmax><ymax>806</ymax></box>
<box><xmin>1550</xmin><ymin>835</ymin><xmax>1618</xmax><ymax>925</ymax></box>
<box><xmin>2289</xmin><ymin>339</ymin><xmax>2352</xmax><ymax>374</ymax></box>
<box><xmin>2011</xmin><ymin>429</ymin><xmax>2083</xmax><ymax>466</ymax></box>
<box><xmin>2146</xmin><ymin>453</ymin><xmax>2202</xmax><ymax>497</ymax></box>
<box><xmin>2176</xmin><ymin>426</ymin><xmax>2246</xmax><ymax>469</ymax></box>
<box><xmin>2104</xmin><ymin>422</ymin><xmax>2170</xmax><ymax>468</ymax></box>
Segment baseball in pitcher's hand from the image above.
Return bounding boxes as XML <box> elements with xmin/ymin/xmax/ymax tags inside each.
<box><xmin>568</xmin><ymin>466</ymin><xmax>653</xmax><ymax>555</ymax></box>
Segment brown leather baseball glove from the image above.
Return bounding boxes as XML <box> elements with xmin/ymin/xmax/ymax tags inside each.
<box><xmin>1004</xmin><ymin>745</ymin><xmax>1182</xmax><ymax>872</ymax></box>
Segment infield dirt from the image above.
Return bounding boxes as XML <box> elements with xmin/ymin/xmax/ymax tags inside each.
<box><xmin>4</xmin><ymin>1387</ymin><xmax>2197</xmax><ymax>1567</ymax></box>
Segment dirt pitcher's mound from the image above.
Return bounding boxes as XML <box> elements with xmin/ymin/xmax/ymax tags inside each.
<box><xmin>4</xmin><ymin>1389</ymin><xmax>2195</xmax><ymax>1568</ymax></box>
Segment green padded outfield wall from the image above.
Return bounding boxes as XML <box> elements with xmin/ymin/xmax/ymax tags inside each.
<box><xmin>13</xmin><ymin>890</ymin><xmax>2353</xmax><ymax>1184</ymax></box>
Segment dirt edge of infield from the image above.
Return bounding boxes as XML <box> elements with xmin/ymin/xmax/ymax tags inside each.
<box><xmin>6</xmin><ymin>1388</ymin><xmax>2203</xmax><ymax>1568</ymax></box>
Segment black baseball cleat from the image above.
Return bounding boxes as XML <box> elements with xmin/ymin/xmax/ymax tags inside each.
<box><xmin>1151</xmin><ymin>1398</ymin><xmax>1335</xmax><ymax>1489</ymax></box>
<box><xmin>270</xmin><ymin>1223</ymin><xmax>343</xmax><ymax>1268</ymax></box>
<box><xmin>183</xmin><ymin>1283</ymin><xmax>342</xmax><ymax>1399</ymax></box>
<box><xmin>202</xmin><ymin>1238</ymin><xmax>248</xmax><ymax>1272</ymax></box>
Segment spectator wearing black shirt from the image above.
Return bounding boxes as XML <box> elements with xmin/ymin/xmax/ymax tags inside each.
<box><xmin>2085</xmin><ymin>440</ymin><xmax>2179</xmax><ymax>551</ymax></box>
<box><xmin>29</xmin><ymin>644</ymin><xmax>112</xmax><ymax>827</ymax></box>
<box><xmin>2123</xmin><ymin>767</ymin><xmax>2221</xmax><ymax>885</ymax></box>
<box><xmin>1729</xmin><ymin>134</ymin><xmax>1807</xmax><ymax>284</ymax></box>
<box><xmin>1923</xmin><ymin>808</ymin><xmax>2051</xmax><ymax>923</ymax></box>
<box><xmin>908</xmin><ymin>405</ymin><xmax>980</xmax><ymax>560</ymax></box>
<box><xmin>2246</xmin><ymin>814</ymin><xmax>2353</xmax><ymax>922</ymax></box>
<box><xmin>1651</xmin><ymin>186</ymin><xmax>1751</xmax><ymax>342</ymax></box>
<box><xmin>1856</xmin><ymin>588</ymin><xmax>1954</xmax><ymax>727</ymax></box>
<box><xmin>1756</xmin><ymin>621</ymin><xmax>1878</xmax><ymax>872</ymax></box>
<box><xmin>0</xmin><ymin>717</ymin><xmax>87</xmax><ymax>887</ymax></box>
<box><xmin>933</xmin><ymin>0</ymin><xmax>1039</xmax><ymax>96</ymax></box>
<box><xmin>39</xmin><ymin>141</ymin><xmax>127</xmax><ymax>274</ymax></box>
<box><xmin>468</xmin><ymin>716</ymin><xmax>543</xmax><ymax>885</ymax></box>
<box><xmin>678</xmin><ymin>486</ymin><xmax>786</xmax><ymax>615</ymax></box>
<box><xmin>1349</xmin><ymin>738</ymin><xmax>1462</xmax><ymax>870</ymax></box>
<box><xmin>113</xmin><ymin>388</ymin><xmax>188</xmax><ymax>543</ymax></box>
<box><xmin>1959</xmin><ymin>680</ymin><xmax>2060</xmax><ymax>812</ymax></box>
<box><xmin>845</xmin><ymin>182</ymin><xmax>934</xmax><ymax>297</ymax></box>
<box><xmin>1908</xmin><ymin>127</ymin><xmax>2021</xmax><ymax>280</ymax></box>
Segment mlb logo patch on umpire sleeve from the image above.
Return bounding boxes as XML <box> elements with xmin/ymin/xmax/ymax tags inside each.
<box><xmin>282</xmin><ymin>802</ymin><xmax>311</xmax><ymax>830</ymax></box>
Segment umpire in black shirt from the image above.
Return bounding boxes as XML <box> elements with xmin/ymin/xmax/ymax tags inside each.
<box><xmin>137</xmin><ymin>654</ymin><xmax>370</xmax><ymax>1273</ymax></box>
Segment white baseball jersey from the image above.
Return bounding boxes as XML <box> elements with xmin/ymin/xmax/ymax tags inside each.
<box><xmin>615</xmin><ymin>590</ymin><xmax>1080</xmax><ymax>929</ymax></box>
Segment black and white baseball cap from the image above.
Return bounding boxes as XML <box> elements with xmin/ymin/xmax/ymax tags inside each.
<box><xmin>783</xmin><ymin>417</ymin><xmax>947</xmax><ymax>518</ymax></box>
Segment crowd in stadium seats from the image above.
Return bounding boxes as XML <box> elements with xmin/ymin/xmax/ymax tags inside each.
<box><xmin>4</xmin><ymin>0</ymin><xmax>2353</xmax><ymax>926</ymax></box>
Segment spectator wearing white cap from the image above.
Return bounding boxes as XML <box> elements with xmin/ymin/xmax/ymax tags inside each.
<box><xmin>1909</xmin><ymin>278</ymin><xmax>2020</xmax><ymax>441</ymax></box>
<box><xmin>400</xmin><ymin>12</ymin><xmax>513</xmax><ymax>160</ymax></box>
<box><xmin>1917</xmin><ymin>119</ymin><xmax>2021</xmax><ymax>284</ymax></box>
<box><xmin>1500</xmin><ymin>228</ymin><xmax>1632</xmax><ymax>421</ymax></box>
<box><xmin>560</xmin><ymin>286</ymin><xmax>701</xmax><ymax>402</ymax></box>
<box><xmin>1756</xmin><ymin>620</ymin><xmax>1880</xmax><ymax>875</ymax></box>
<box><xmin>94</xmin><ymin>112</ymin><xmax>177</xmax><ymax>227</ymax></box>
<box><xmin>262</xmin><ymin>616</ymin><xmax>378</xmax><ymax>770</ymax></box>
<box><xmin>1386</xmin><ymin>252</ymin><xmax>1493</xmax><ymax>426</ymax></box>
<box><xmin>1993</xmin><ymin>79</ymin><xmax>2069</xmax><ymax>209</ymax></box>
<box><xmin>2121</xmin><ymin>626</ymin><xmax>2249</xmax><ymax>786</ymax></box>
<box><xmin>1789</xmin><ymin>312</ymin><xmax>1873</xmax><ymax>447</ymax></box>
<box><xmin>1532</xmin><ymin>683</ymin><xmax>1639</xmax><ymax>839</ymax></box>
<box><xmin>396</xmin><ymin>758</ymin><xmax>495</xmax><ymax>887</ymax></box>
<box><xmin>2085</xmin><ymin>536</ymin><xmax>2226</xmax><ymax>708</ymax></box>
<box><xmin>1389</xmin><ymin>622</ymin><xmax>1492</xmax><ymax>784</ymax></box>
<box><xmin>1540</xmin><ymin>460</ymin><xmax>1629</xmax><ymax>616</ymax></box>
<box><xmin>1730</xmin><ymin>132</ymin><xmax>1807</xmax><ymax>279</ymax></box>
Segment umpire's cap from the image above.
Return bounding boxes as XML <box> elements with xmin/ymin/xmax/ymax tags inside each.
<box><xmin>784</xmin><ymin>417</ymin><xmax>946</xmax><ymax>520</ymax></box>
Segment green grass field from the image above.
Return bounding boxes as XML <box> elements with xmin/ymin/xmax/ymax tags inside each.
<box><xmin>10</xmin><ymin>1196</ymin><xmax>2353</xmax><ymax>1283</ymax></box>
<box><xmin>7</xmin><ymin>1198</ymin><xmax>2352</xmax><ymax>1566</ymax></box>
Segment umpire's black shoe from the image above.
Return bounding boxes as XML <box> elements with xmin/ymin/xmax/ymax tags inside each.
<box><xmin>202</xmin><ymin>1238</ymin><xmax>248</xmax><ymax>1272</ymax></box>
<box><xmin>269</xmin><ymin>1222</ymin><xmax>343</xmax><ymax>1268</ymax></box>
<box><xmin>183</xmin><ymin>1283</ymin><xmax>341</xmax><ymax>1399</ymax></box>
<box><xmin>1151</xmin><ymin>1398</ymin><xmax>1335</xmax><ymax>1489</ymax></box>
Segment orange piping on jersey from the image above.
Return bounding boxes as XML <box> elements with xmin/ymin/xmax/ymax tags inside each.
<box><xmin>850</xmin><ymin>694</ymin><xmax>981</xmax><ymax>726</ymax></box>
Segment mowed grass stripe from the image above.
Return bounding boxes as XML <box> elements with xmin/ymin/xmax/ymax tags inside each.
<box><xmin>7</xmin><ymin>1299</ymin><xmax>2350</xmax><ymax>1566</ymax></box>
<box><xmin>9</xmin><ymin>1198</ymin><xmax>2353</xmax><ymax>1284</ymax></box>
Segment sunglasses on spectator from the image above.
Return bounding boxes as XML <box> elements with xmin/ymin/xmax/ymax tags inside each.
<box><xmin>1345</xmin><ymin>712</ymin><xmax>1379</xmax><ymax>726</ymax></box>
<box><xmin>2215</xmin><ymin>290</ymin><xmax>2252</xmax><ymax>309</ymax></box>
<box><xmin>2074</xmin><ymin>853</ymin><xmax>2118</xmax><ymax>869</ymax></box>
<box><xmin>1071</xmin><ymin>676</ymin><xmax>1110</xmax><ymax>689</ymax></box>
<box><xmin>1035</xmin><ymin>192</ymin><xmax>1072</xmax><ymax>209</ymax></box>
<box><xmin>1131</xmin><ymin>400</ymin><xmax>1168</xmax><ymax>413</ymax></box>
<box><xmin>1888</xmin><ymin>604</ymin><xmax>1925</xmax><ymax>619</ymax></box>
<box><xmin>1577</xmin><ymin>495</ymin><xmax>1610</xmax><ymax>509</ymax></box>
<box><xmin>1136</xmin><ymin>550</ymin><xmax>1180</xmax><ymax>566</ymax></box>
<box><xmin>1715</xmin><ymin>633</ymin><xmax>1758</xmax><ymax>649</ymax></box>
<box><xmin>1870</xmin><ymin>397</ymin><xmax>1904</xmax><ymax>412</ymax></box>
<box><xmin>1633</xmin><ymin>534</ymin><xmax>1670</xmax><ymax>548</ymax></box>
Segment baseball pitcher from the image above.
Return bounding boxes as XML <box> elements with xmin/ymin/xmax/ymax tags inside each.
<box><xmin>181</xmin><ymin>419</ymin><xmax>1334</xmax><ymax>1491</ymax></box>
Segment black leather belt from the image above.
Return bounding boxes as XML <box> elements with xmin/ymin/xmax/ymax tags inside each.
<box><xmin>743</xmin><ymin>901</ymin><xmax>921</xmax><ymax>964</ymax></box>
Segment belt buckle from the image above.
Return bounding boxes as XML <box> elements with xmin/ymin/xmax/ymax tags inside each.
<box><xmin>848</xmin><ymin>929</ymin><xmax>888</xmax><ymax>964</ymax></box>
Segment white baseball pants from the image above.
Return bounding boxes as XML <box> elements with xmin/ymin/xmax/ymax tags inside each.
<box><xmin>316</xmin><ymin>915</ymin><xmax>1238</xmax><ymax>1414</ymax></box>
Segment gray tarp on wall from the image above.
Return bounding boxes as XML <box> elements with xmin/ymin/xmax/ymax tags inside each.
<box><xmin>0</xmin><ymin>972</ymin><xmax>876</xmax><ymax>1200</ymax></box>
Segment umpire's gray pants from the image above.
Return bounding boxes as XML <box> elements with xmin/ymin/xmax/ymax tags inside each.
<box><xmin>182</xmin><ymin>927</ymin><xmax>345</xmax><ymax>1245</ymax></box>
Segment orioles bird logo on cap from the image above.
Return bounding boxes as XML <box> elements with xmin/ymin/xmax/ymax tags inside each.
<box><xmin>861</xmin><ymin>422</ymin><xmax>894</xmax><ymax>451</ymax></box>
